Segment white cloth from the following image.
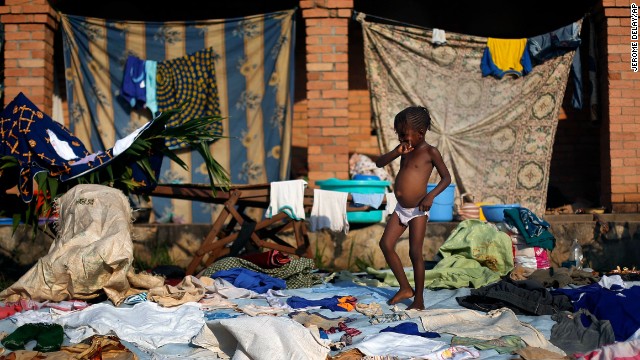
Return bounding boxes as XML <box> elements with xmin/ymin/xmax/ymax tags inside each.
<box><xmin>385</xmin><ymin>192</ymin><xmax>398</xmax><ymax>216</ymax></box>
<box><xmin>46</xmin><ymin>129</ymin><xmax>81</xmax><ymax>160</ymax></box>
<box><xmin>266</xmin><ymin>179</ymin><xmax>308</xmax><ymax>220</ymax></box>
<box><xmin>58</xmin><ymin>301</ymin><xmax>205</xmax><ymax>349</ymax></box>
<box><xmin>348</xmin><ymin>332</ymin><xmax>447</xmax><ymax>358</ymax></box>
<box><xmin>207</xmin><ymin>316</ymin><xmax>330</xmax><ymax>360</ymax></box>
<box><xmin>598</xmin><ymin>274</ymin><xmax>627</xmax><ymax>289</ymax></box>
<box><xmin>432</xmin><ymin>28</ymin><xmax>447</xmax><ymax>45</ymax></box>
<box><xmin>309</xmin><ymin>189</ymin><xmax>349</xmax><ymax>234</ymax></box>
<box><xmin>419</xmin><ymin>308</ymin><xmax>565</xmax><ymax>355</ymax></box>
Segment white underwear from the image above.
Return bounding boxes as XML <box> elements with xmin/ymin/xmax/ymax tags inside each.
<box><xmin>394</xmin><ymin>203</ymin><xmax>429</xmax><ymax>226</ymax></box>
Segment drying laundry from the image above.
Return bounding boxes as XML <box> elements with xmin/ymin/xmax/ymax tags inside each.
<box><xmin>481</xmin><ymin>38</ymin><xmax>533</xmax><ymax>78</ymax></box>
<box><xmin>310</xmin><ymin>189</ymin><xmax>349</xmax><ymax>234</ymax></box>
<box><xmin>266</xmin><ymin>179</ymin><xmax>308</xmax><ymax>220</ymax></box>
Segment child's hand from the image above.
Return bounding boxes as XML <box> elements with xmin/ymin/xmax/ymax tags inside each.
<box><xmin>419</xmin><ymin>195</ymin><xmax>433</xmax><ymax>212</ymax></box>
<box><xmin>397</xmin><ymin>141</ymin><xmax>414</xmax><ymax>154</ymax></box>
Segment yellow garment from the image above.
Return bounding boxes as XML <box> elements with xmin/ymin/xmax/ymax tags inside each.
<box><xmin>487</xmin><ymin>38</ymin><xmax>528</xmax><ymax>73</ymax></box>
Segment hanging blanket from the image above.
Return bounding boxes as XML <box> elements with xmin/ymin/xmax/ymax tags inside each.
<box><xmin>357</xmin><ymin>13</ymin><xmax>576</xmax><ymax>215</ymax></box>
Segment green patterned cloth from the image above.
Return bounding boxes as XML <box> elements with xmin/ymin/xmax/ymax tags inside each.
<box><xmin>452</xmin><ymin>335</ymin><xmax>525</xmax><ymax>354</ymax></box>
<box><xmin>201</xmin><ymin>257</ymin><xmax>322</xmax><ymax>289</ymax></box>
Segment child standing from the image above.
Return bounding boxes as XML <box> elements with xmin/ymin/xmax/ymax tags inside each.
<box><xmin>375</xmin><ymin>106</ymin><xmax>451</xmax><ymax>310</ymax></box>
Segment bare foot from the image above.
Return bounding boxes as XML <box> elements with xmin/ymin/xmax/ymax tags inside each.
<box><xmin>406</xmin><ymin>300</ymin><xmax>425</xmax><ymax>310</ymax></box>
<box><xmin>387</xmin><ymin>288</ymin><xmax>415</xmax><ymax>305</ymax></box>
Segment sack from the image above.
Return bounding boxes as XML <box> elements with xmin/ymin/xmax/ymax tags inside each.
<box><xmin>458</xmin><ymin>193</ymin><xmax>480</xmax><ymax>220</ymax></box>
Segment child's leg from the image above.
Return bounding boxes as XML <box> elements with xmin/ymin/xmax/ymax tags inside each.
<box><xmin>406</xmin><ymin>215</ymin><xmax>427</xmax><ymax>310</ymax></box>
<box><xmin>379</xmin><ymin>213</ymin><xmax>412</xmax><ymax>304</ymax></box>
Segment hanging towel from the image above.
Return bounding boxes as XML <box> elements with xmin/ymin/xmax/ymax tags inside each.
<box><xmin>310</xmin><ymin>189</ymin><xmax>349</xmax><ymax>234</ymax></box>
<box><xmin>351</xmin><ymin>192</ymin><xmax>384</xmax><ymax>209</ymax></box>
<box><xmin>432</xmin><ymin>28</ymin><xmax>447</xmax><ymax>45</ymax></box>
<box><xmin>144</xmin><ymin>60</ymin><xmax>158</xmax><ymax>115</ymax></box>
<box><xmin>266</xmin><ymin>179</ymin><xmax>308</xmax><ymax>220</ymax></box>
<box><xmin>481</xmin><ymin>38</ymin><xmax>532</xmax><ymax>79</ymax></box>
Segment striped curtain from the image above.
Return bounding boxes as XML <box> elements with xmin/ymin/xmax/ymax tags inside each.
<box><xmin>60</xmin><ymin>10</ymin><xmax>296</xmax><ymax>223</ymax></box>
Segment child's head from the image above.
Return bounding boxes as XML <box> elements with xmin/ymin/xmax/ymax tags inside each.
<box><xmin>394</xmin><ymin>106</ymin><xmax>431</xmax><ymax>136</ymax></box>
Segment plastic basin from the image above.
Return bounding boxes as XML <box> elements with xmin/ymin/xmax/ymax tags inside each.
<box><xmin>480</xmin><ymin>204</ymin><xmax>521</xmax><ymax>222</ymax></box>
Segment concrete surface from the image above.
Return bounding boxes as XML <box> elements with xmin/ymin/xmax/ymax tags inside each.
<box><xmin>1</xmin><ymin>214</ymin><xmax>640</xmax><ymax>274</ymax></box>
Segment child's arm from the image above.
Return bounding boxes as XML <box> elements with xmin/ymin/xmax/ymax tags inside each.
<box><xmin>419</xmin><ymin>146</ymin><xmax>451</xmax><ymax>212</ymax></box>
<box><xmin>375</xmin><ymin>142</ymin><xmax>413</xmax><ymax>168</ymax></box>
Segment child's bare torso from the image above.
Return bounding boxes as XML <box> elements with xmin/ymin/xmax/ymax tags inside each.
<box><xmin>394</xmin><ymin>143</ymin><xmax>434</xmax><ymax>208</ymax></box>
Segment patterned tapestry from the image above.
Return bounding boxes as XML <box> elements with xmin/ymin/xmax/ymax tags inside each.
<box><xmin>60</xmin><ymin>10</ymin><xmax>296</xmax><ymax>223</ymax></box>
<box><xmin>357</xmin><ymin>14</ymin><xmax>575</xmax><ymax>215</ymax></box>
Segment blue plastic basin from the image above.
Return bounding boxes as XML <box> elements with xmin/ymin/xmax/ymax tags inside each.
<box><xmin>480</xmin><ymin>204</ymin><xmax>521</xmax><ymax>222</ymax></box>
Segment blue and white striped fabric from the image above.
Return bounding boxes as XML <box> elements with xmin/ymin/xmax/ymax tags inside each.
<box><xmin>60</xmin><ymin>9</ymin><xmax>296</xmax><ymax>223</ymax></box>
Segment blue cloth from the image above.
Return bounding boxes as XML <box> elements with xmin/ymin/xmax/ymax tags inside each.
<box><xmin>210</xmin><ymin>268</ymin><xmax>286</xmax><ymax>294</ymax></box>
<box><xmin>286</xmin><ymin>295</ymin><xmax>350</xmax><ymax>312</ymax></box>
<box><xmin>528</xmin><ymin>22</ymin><xmax>583</xmax><ymax>109</ymax></box>
<box><xmin>144</xmin><ymin>60</ymin><xmax>158</xmax><ymax>115</ymax></box>
<box><xmin>503</xmin><ymin>207</ymin><xmax>555</xmax><ymax>250</ymax></box>
<box><xmin>204</xmin><ymin>312</ymin><xmax>240</xmax><ymax>321</ymax></box>
<box><xmin>351</xmin><ymin>193</ymin><xmax>384</xmax><ymax>209</ymax></box>
<box><xmin>380</xmin><ymin>322</ymin><xmax>440</xmax><ymax>338</ymax></box>
<box><xmin>552</xmin><ymin>284</ymin><xmax>640</xmax><ymax>341</ymax></box>
<box><xmin>121</xmin><ymin>55</ymin><xmax>147</xmax><ymax>108</ymax></box>
<box><xmin>480</xmin><ymin>45</ymin><xmax>532</xmax><ymax>79</ymax></box>
<box><xmin>0</xmin><ymin>92</ymin><xmax>162</xmax><ymax>202</ymax></box>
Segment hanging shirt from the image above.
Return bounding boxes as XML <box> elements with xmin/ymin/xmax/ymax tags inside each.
<box><xmin>481</xmin><ymin>38</ymin><xmax>532</xmax><ymax>79</ymax></box>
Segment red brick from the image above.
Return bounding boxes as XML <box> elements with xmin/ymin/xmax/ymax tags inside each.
<box><xmin>302</xmin><ymin>8</ymin><xmax>330</xmax><ymax>18</ymax></box>
<box><xmin>307</xmin><ymin>99</ymin><xmax>335</xmax><ymax>108</ymax></box>
<box><xmin>326</xmin><ymin>0</ymin><xmax>353</xmax><ymax>8</ymax></box>
<box><xmin>307</xmin><ymin>62</ymin><xmax>333</xmax><ymax>71</ymax></box>
<box><xmin>323</xmin><ymin>71</ymin><xmax>348</xmax><ymax>81</ymax></box>
<box><xmin>307</xmin><ymin>45</ymin><xmax>334</xmax><ymax>53</ymax></box>
<box><xmin>17</xmin><ymin>77</ymin><xmax>46</xmax><ymax>86</ymax></box>
<box><xmin>322</xmin><ymin>36</ymin><xmax>348</xmax><ymax>45</ymax></box>
<box><xmin>322</xmin><ymin>127</ymin><xmax>349</xmax><ymax>136</ymax></box>
<box><xmin>307</xmin><ymin>80</ymin><xmax>333</xmax><ymax>90</ymax></box>
<box><xmin>322</xmin><ymin>108</ymin><xmax>349</xmax><ymax>117</ymax></box>
<box><xmin>299</xmin><ymin>0</ymin><xmax>315</xmax><ymax>9</ymax></box>
<box><xmin>625</xmin><ymin>193</ymin><xmax>640</xmax><ymax>202</ymax></box>
<box><xmin>5</xmin><ymin>31</ymin><xmax>31</xmax><ymax>40</ymax></box>
<box><xmin>322</xmin><ymin>89</ymin><xmax>348</xmax><ymax>98</ymax></box>
<box><xmin>322</xmin><ymin>53</ymin><xmax>348</xmax><ymax>62</ymax></box>
<box><xmin>604</xmin><ymin>7</ymin><xmax>631</xmax><ymax>17</ymax></box>
<box><xmin>307</xmin><ymin>26</ymin><xmax>334</xmax><ymax>35</ymax></box>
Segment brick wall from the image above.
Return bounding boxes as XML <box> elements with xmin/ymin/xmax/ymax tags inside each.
<box><xmin>0</xmin><ymin>0</ymin><xmax>57</xmax><ymax>112</ymax></box>
<box><xmin>301</xmin><ymin>0</ymin><xmax>353</xmax><ymax>185</ymax></box>
<box><xmin>348</xmin><ymin>89</ymin><xmax>378</xmax><ymax>157</ymax></box>
<box><xmin>602</xmin><ymin>0</ymin><xmax>640</xmax><ymax>212</ymax></box>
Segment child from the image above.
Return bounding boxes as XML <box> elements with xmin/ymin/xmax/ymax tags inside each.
<box><xmin>375</xmin><ymin>106</ymin><xmax>451</xmax><ymax>310</ymax></box>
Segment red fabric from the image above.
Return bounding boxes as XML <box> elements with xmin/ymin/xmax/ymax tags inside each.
<box><xmin>239</xmin><ymin>250</ymin><xmax>291</xmax><ymax>269</ymax></box>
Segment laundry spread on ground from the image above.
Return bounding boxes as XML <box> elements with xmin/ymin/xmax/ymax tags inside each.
<box><xmin>1</xmin><ymin>243</ymin><xmax>638</xmax><ymax>359</ymax></box>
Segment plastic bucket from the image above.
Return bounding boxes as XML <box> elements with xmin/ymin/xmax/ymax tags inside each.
<box><xmin>426</xmin><ymin>183</ymin><xmax>456</xmax><ymax>221</ymax></box>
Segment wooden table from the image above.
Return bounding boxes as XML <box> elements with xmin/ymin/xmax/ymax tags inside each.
<box><xmin>151</xmin><ymin>183</ymin><xmax>386</xmax><ymax>275</ymax></box>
